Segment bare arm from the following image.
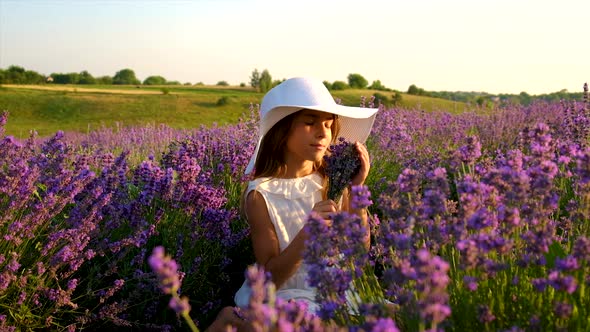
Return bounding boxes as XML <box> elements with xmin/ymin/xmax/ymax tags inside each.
<box><xmin>246</xmin><ymin>190</ymin><xmax>337</xmax><ymax>288</ymax></box>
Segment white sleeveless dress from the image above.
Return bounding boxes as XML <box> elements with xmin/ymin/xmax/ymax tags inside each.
<box><xmin>234</xmin><ymin>173</ymin><xmax>324</xmax><ymax>313</ymax></box>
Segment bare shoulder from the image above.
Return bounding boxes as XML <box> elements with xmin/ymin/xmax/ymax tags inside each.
<box><xmin>244</xmin><ymin>190</ymin><xmax>275</xmax><ymax>236</ymax></box>
<box><xmin>245</xmin><ymin>190</ymin><xmax>270</xmax><ymax>225</ymax></box>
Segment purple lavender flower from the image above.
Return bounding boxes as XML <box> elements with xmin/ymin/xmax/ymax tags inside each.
<box><xmin>573</xmin><ymin>236</ymin><xmax>590</xmax><ymax>263</ymax></box>
<box><xmin>414</xmin><ymin>249</ymin><xmax>451</xmax><ymax>326</ymax></box>
<box><xmin>239</xmin><ymin>264</ymin><xmax>325</xmax><ymax>330</ymax></box>
<box><xmin>463</xmin><ymin>275</ymin><xmax>478</xmax><ymax>291</ymax></box>
<box><xmin>477</xmin><ymin>305</ymin><xmax>496</xmax><ymax>324</ymax></box>
<box><xmin>351</xmin><ymin>185</ymin><xmax>372</xmax><ymax>210</ymax></box>
<box><xmin>547</xmin><ymin>271</ymin><xmax>577</xmax><ymax>294</ymax></box>
<box><xmin>553</xmin><ymin>301</ymin><xmax>573</xmax><ymax>319</ymax></box>
<box><xmin>555</xmin><ymin>255</ymin><xmax>579</xmax><ymax>272</ymax></box>
<box><xmin>396</xmin><ymin>168</ymin><xmax>420</xmax><ymax>193</ymax></box>
<box><xmin>169</xmin><ymin>296</ymin><xmax>191</xmax><ymax>315</ymax></box>
<box><xmin>456</xmin><ymin>135</ymin><xmax>482</xmax><ymax>164</ymax></box>
<box><xmin>148</xmin><ymin>246</ymin><xmax>181</xmax><ymax>295</ymax></box>
<box><xmin>362</xmin><ymin>317</ymin><xmax>400</xmax><ymax>332</ymax></box>
<box><xmin>324</xmin><ymin>137</ymin><xmax>361</xmax><ymax>202</ymax></box>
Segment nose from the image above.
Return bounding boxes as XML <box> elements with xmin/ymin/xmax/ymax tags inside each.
<box><xmin>316</xmin><ymin>123</ymin><xmax>330</xmax><ymax>139</ymax></box>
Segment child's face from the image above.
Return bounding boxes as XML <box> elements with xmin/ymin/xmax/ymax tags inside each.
<box><xmin>285</xmin><ymin>109</ymin><xmax>335</xmax><ymax>165</ymax></box>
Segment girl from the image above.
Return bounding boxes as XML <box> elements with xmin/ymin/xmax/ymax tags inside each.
<box><xmin>206</xmin><ymin>77</ymin><xmax>377</xmax><ymax>331</ymax></box>
<box><xmin>237</xmin><ymin>76</ymin><xmax>378</xmax><ymax>308</ymax></box>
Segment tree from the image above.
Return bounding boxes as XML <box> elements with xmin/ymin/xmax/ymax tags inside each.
<box><xmin>519</xmin><ymin>91</ymin><xmax>532</xmax><ymax>105</ymax></box>
<box><xmin>143</xmin><ymin>75</ymin><xmax>167</xmax><ymax>85</ymax></box>
<box><xmin>369</xmin><ymin>80</ymin><xmax>386</xmax><ymax>91</ymax></box>
<box><xmin>259</xmin><ymin>69</ymin><xmax>272</xmax><ymax>93</ymax></box>
<box><xmin>24</xmin><ymin>70</ymin><xmax>44</xmax><ymax>84</ymax></box>
<box><xmin>216</xmin><ymin>81</ymin><xmax>229</xmax><ymax>86</ymax></box>
<box><xmin>373</xmin><ymin>92</ymin><xmax>391</xmax><ymax>107</ymax></box>
<box><xmin>250</xmin><ymin>69</ymin><xmax>261</xmax><ymax>91</ymax></box>
<box><xmin>331</xmin><ymin>81</ymin><xmax>349</xmax><ymax>90</ymax></box>
<box><xmin>113</xmin><ymin>68</ymin><xmax>140</xmax><ymax>85</ymax></box>
<box><xmin>272</xmin><ymin>78</ymin><xmax>285</xmax><ymax>88</ymax></box>
<box><xmin>407</xmin><ymin>84</ymin><xmax>427</xmax><ymax>96</ymax></box>
<box><xmin>51</xmin><ymin>72</ymin><xmax>80</xmax><ymax>84</ymax></box>
<box><xmin>96</xmin><ymin>76</ymin><xmax>113</xmax><ymax>84</ymax></box>
<box><xmin>347</xmin><ymin>73</ymin><xmax>368</xmax><ymax>89</ymax></box>
<box><xmin>78</xmin><ymin>70</ymin><xmax>96</xmax><ymax>84</ymax></box>
<box><xmin>323</xmin><ymin>81</ymin><xmax>332</xmax><ymax>90</ymax></box>
<box><xmin>391</xmin><ymin>90</ymin><xmax>403</xmax><ymax>106</ymax></box>
<box><xmin>6</xmin><ymin>65</ymin><xmax>26</xmax><ymax>84</ymax></box>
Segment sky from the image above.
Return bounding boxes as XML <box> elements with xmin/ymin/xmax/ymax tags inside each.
<box><xmin>1</xmin><ymin>0</ymin><xmax>589</xmax><ymax>95</ymax></box>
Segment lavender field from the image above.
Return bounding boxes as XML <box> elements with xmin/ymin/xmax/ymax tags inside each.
<box><xmin>1</xmin><ymin>84</ymin><xmax>590</xmax><ymax>331</ymax></box>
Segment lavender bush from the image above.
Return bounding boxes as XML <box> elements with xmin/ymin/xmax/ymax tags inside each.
<box><xmin>0</xmin><ymin>110</ymin><xmax>256</xmax><ymax>330</ymax></box>
<box><xmin>0</xmin><ymin>83</ymin><xmax>589</xmax><ymax>331</ymax></box>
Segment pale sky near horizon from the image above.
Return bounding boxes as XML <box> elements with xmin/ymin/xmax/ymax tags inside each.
<box><xmin>1</xmin><ymin>0</ymin><xmax>588</xmax><ymax>95</ymax></box>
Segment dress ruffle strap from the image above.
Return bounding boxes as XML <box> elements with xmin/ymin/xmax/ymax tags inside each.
<box><xmin>251</xmin><ymin>173</ymin><xmax>323</xmax><ymax>200</ymax></box>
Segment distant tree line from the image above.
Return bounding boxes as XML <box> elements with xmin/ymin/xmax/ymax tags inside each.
<box><xmin>406</xmin><ymin>84</ymin><xmax>585</xmax><ymax>106</ymax></box>
<box><xmin>2</xmin><ymin>65</ymin><xmax>582</xmax><ymax>106</ymax></box>
<box><xmin>0</xmin><ymin>66</ymin><xmax>185</xmax><ymax>86</ymax></box>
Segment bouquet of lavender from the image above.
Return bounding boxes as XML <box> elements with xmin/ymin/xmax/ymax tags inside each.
<box><xmin>324</xmin><ymin>137</ymin><xmax>361</xmax><ymax>202</ymax></box>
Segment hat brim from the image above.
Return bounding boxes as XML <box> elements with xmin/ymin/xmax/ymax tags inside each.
<box><xmin>245</xmin><ymin>105</ymin><xmax>378</xmax><ymax>175</ymax></box>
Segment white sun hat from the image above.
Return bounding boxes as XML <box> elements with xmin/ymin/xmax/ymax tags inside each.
<box><xmin>245</xmin><ymin>77</ymin><xmax>378</xmax><ymax>175</ymax></box>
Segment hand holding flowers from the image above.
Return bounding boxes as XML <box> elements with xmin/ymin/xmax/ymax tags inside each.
<box><xmin>324</xmin><ymin>137</ymin><xmax>370</xmax><ymax>203</ymax></box>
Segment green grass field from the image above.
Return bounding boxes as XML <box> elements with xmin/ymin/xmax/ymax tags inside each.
<box><xmin>0</xmin><ymin>84</ymin><xmax>470</xmax><ymax>138</ymax></box>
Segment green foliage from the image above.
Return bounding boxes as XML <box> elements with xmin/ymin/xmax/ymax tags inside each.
<box><xmin>216</xmin><ymin>96</ymin><xmax>230</xmax><ymax>106</ymax></box>
<box><xmin>77</xmin><ymin>70</ymin><xmax>96</xmax><ymax>84</ymax></box>
<box><xmin>323</xmin><ymin>81</ymin><xmax>332</xmax><ymax>90</ymax></box>
<box><xmin>475</xmin><ymin>96</ymin><xmax>486</xmax><ymax>106</ymax></box>
<box><xmin>160</xmin><ymin>87</ymin><xmax>170</xmax><ymax>95</ymax></box>
<box><xmin>239</xmin><ymin>82</ymin><xmax>246</xmax><ymax>87</ymax></box>
<box><xmin>331</xmin><ymin>80</ymin><xmax>349</xmax><ymax>90</ymax></box>
<box><xmin>347</xmin><ymin>73</ymin><xmax>368</xmax><ymax>89</ymax></box>
<box><xmin>51</xmin><ymin>72</ymin><xmax>79</xmax><ymax>84</ymax></box>
<box><xmin>272</xmin><ymin>79</ymin><xmax>284</xmax><ymax>88</ymax></box>
<box><xmin>0</xmin><ymin>65</ymin><xmax>46</xmax><ymax>84</ymax></box>
<box><xmin>259</xmin><ymin>69</ymin><xmax>272</xmax><ymax>93</ymax></box>
<box><xmin>96</xmin><ymin>75</ymin><xmax>113</xmax><ymax>85</ymax></box>
<box><xmin>0</xmin><ymin>85</ymin><xmax>469</xmax><ymax>138</ymax></box>
<box><xmin>216</xmin><ymin>81</ymin><xmax>229</xmax><ymax>86</ymax></box>
<box><xmin>372</xmin><ymin>92</ymin><xmax>391</xmax><ymax>107</ymax></box>
<box><xmin>407</xmin><ymin>84</ymin><xmax>427</xmax><ymax>95</ymax></box>
<box><xmin>249</xmin><ymin>69</ymin><xmax>261</xmax><ymax>91</ymax></box>
<box><xmin>143</xmin><ymin>75</ymin><xmax>167</xmax><ymax>85</ymax></box>
<box><xmin>113</xmin><ymin>68</ymin><xmax>140</xmax><ymax>85</ymax></box>
<box><xmin>391</xmin><ymin>90</ymin><xmax>403</xmax><ymax>106</ymax></box>
<box><xmin>369</xmin><ymin>80</ymin><xmax>390</xmax><ymax>91</ymax></box>
<box><xmin>519</xmin><ymin>91</ymin><xmax>532</xmax><ymax>105</ymax></box>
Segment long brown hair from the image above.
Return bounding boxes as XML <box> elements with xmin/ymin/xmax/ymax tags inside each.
<box><xmin>240</xmin><ymin>109</ymin><xmax>341</xmax><ymax>216</ymax></box>
<box><xmin>253</xmin><ymin>109</ymin><xmax>340</xmax><ymax>178</ymax></box>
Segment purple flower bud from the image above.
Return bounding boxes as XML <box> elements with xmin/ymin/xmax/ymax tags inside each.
<box><xmin>169</xmin><ymin>296</ymin><xmax>191</xmax><ymax>315</ymax></box>
<box><xmin>463</xmin><ymin>276</ymin><xmax>478</xmax><ymax>291</ymax></box>
<box><xmin>148</xmin><ymin>246</ymin><xmax>181</xmax><ymax>295</ymax></box>
<box><xmin>553</xmin><ymin>301</ymin><xmax>573</xmax><ymax>319</ymax></box>
<box><xmin>351</xmin><ymin>185</ymin><xmax>372</xmax><ymax>209</ymax></box>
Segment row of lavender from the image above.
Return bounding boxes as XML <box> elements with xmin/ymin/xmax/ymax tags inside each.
<box><xmin>1</xmin><ymin>84</ymin><xmax>589</xmax><ymax>331</ymax></box>
<box><xmin>0</xmin><ymin>110</ymin><xmax>259</xmax><ymax>331</ymax></box>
